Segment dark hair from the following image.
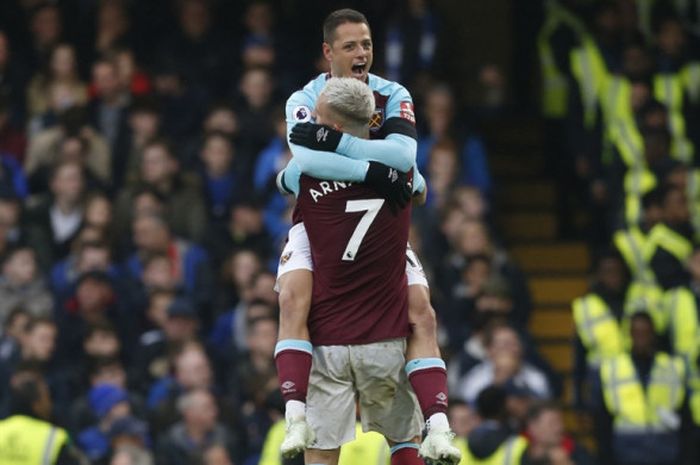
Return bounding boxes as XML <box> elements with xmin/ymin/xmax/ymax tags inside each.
<box><xmin>630</xmin><ymin>310</ymin><xmax>654</xmax><ymax>328</ymax></box>
<box><xmin>88</xmin><ymin>356</ymin><xmax>123</xmax><ymax>379</ymax></box>
<box><xmin>24</xmin><ymin>316</ymin><xmax>56</xmax><ymax>334</ymax></box>
<box><xmin>0</xmin><ymin>244</ymin><xmax>34</xmax><ymax>266</ymax></box>
<box><xmin>133</xmin><ymin>185</ymin><xmax>167</xmax><ymax>205</ymax></box>
<box><xmin>476</xmin><ymin>385</ymin><xmax>507</xmax><ymax>420</ymax></box>
<box><xmin>642</xmin><ymin>187</ymin><xmax>664</xmax><ymax>211</ymax></box>
<box><xmin>483</xmin><ymin>321</ymin><xmax>516</xmax><ymax>348</ymax></box>
<box><xmin>203</xmin><ymin>129</ymin><xmax>234</xmax><ymax>147</ymax></box>
<box><xmin>9</xmin><ymin>364</ymin><xmax>47</xmax><ymax>416</ymax></box>
<box><xmin>5</xmin><ymin>306</ymin><xmax>30</xmax><ymax>328</ymax></box>
<box><xmin>247</xmin><ymin>314</ymin><xmax>277</xmax><ymax>330</ymax></box>
<box><xmin>526</xmin><ymin>399</ymin><xmax>562</xmax><ymax>423</ymax></box>
<box><xmin>323</xmin><ymin>9</ymin><xmax>370</xmax><ymax>44</ymax></box>
<box><xmin>85</xmin><ymin>320</ymin><xmax>117</xmax><ymax>340</ymax></box>
<box><xmin>130</xmin><ymin>95</ymin><xmax>161</xmax><ymax>116</ymax></box>
<box><xmin>143</xmin><ymin>137</ymin><xmax>176</xmax><ymax>160</ymax></box>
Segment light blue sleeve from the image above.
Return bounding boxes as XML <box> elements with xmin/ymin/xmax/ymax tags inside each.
<box><xmin>286</xmin><ymin>91</ymin><xmax>368</xmax><ymax>182</ymax></box>
<box><xmin>336</xmin><ymin>133</ymin><xmax>416</xmax><ymax>172</ymax></box>
<box><xmin>413</xmin><ymin>165</ymin><xmax>426</xmax><ymax>194</ymax></box>
<box><xmin>276</xmin><ymin>159</ymin><xmax>302</xmax><ymax>197</ymax></box>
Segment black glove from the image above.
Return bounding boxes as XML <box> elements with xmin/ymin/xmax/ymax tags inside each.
<box><xmin>364</xmin><ymin>161</ymin><xmax>412</xmax><ymax>215</ymax></box>
<box><xmin>289</xmin><ymin>122</ymin><xmax>343</xmax><ymax>151</ymax></box>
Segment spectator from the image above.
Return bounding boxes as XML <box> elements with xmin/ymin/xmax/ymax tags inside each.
<box><xmin>438</xmin><ymin>219</ymin><xmax>532</xmax><ymax>328</ymax></box>
<box><xmin>68</xmin><ymin>356</ymin><xmax>146</xmax><ymax>434</ymax></box>
<box><xmin>115</xmin><ymin>139</ymin><xmax>208</xmax><ymax>241</ymax></box>
<box><xmin>0</xmin><ymin>366</ymin><xmax>82</xmax><ymax>464</ymax></box>
<box><xmin>77</xmin><ymin>383</ymin><xmax>133</xmax><ymax>462</ymax></box>
<box><xmin>146</xmin><ymin>340</ymin><xmax>238</xmax><ymax>439</ymax></box>
<box><xmin>592</xmin><ymin>312</ymin><xmax>686</xmax><ymax>465</ymax></box>
<box><xmin>181</xmin><ymin>102</ymin><xmax>240</xmax><ymax>170</ymax></box>
<box><xmin>572</xmin><ymin>249</ymin><xmax>632</xmax><ymax>408</ymax></box>
<box><xmin>25</xmin><ymin>106</ymin><xmax>111</xmax><ymax>188</ymax></box>
<box><xmin>109</xmin><ymin>442</ymin><xmax>154</xmax><ymax>465</ymax></box>
<box><xmin>454</xmin><ymin>323</ymin><xmax>551</xmax><ymax>403</ymax></box>
<box><xmin>0</xmin><ymin>316</ymin><xmax>58</xmax><ymax>413</ymax></box>
<box><xmin>26</xmin><ymin>42</ymin><xmax>87</xmax><ymax>126</ymax></box>
<box><xmin>202</xmin><ymin>443</ymin><xmax>234</xmax><ymax>465</ymax></box>
<box><xmin>27</xmin><ymin>3</ymin><xmax>64</xmax><ymax>72</ymax></box>
<box><xmin>0</xmin><ymin>31</ymin><xmax>29</xmax><ymax>125</ymax></box>
<box><xmin>649</xmin><ymin>184</ymin><xmax>693</xmax><ymax>289</ymax></box>
<box><xmin>83</xmin><ymin>191</ymin><xmax>113</xmax><ymax>239</ymax></box>
<box><xmin>0</xmin><ymin>307</ymin><xmax>29</xmax><ymax>363</ymax></box>
<box><xmin>155</xmin><ymin>0</ymin><xmax>234</xmax><ymax>102</ymax></box>
<box><xmin>234</xmin><ymin>67</ymin><xmax>276</xmax><ymax>174</ymax></box>
<box><xmin>93</xmin><ymin>0</ymin><xmax>133</xmax><ymax>59</ymax></box>
<box><xmin>523</xmin><ymin>401</ymin><xmax>594</xmax><ymax>465</ymax></box>
<box><xmin>0</xmin><ymin>96</ymin><xmax>26</xmax><ymax>169</ymax></box>
<box><xmin>253</xmin><ymin>105</ymin><xmax>290</xmax><ymax>196</ymax></box>
<box><xmin>462</xmin><ymin>386</ymin><xmax>528</xmax><ymax>464</ymax></box>
<box><xmin>89</xmin><ymin>57</ymin><xmax>130</xmax><ymax>173</ymax></box>
<box><xmin>26</xmin><ymin>160</ymin><xmax>86</xmax><ymax>262</ymax></box>
<box><xmin>55</xmin><ymin>271</ymin><xmax>133</xmax><ymax>365</ymax></box>
<box><xmin>240</xmin><ymin>1</ymin><xmax>277</xmax><ymax>70</ymax></box>
<box><xmin>0</xmin><ymin>245</ymin><xmax>53</xmax><ymax>328</ymax></box>
<box><xmin>198</xmin><ymin>130</ymin><xmax>243</xmax><ymax>220</ymax></box>
<box><xmin>112</xmin><ymin>47</ymin><xmax>151</xmax><ymax>98</ymax></box>
<box><xmin>125</xmin><ymin>214</ymin><xmax>212</xmax><ymax>316</ymax></box>
<box><xmin>156</xmin><ymin>388</ymin><xmax>238</xmax><ymax>465</ymax></box>
<box><xmin>418</xmin><ymin>83</ymin><xmax>491</xmax><ymax>194</ymax></box>
<box><xmin>384</xmin><ymin>0</ymin><xmax>441</xmax><ymax>89</ymax></box>
<box><xmin>204</xmin><ymin>201</ymin><xmax>272</xmax><ymax>274</ymax></box>
<box><xmin>50</xmin><ymin>238</ymin><xmax>115</xmax><ymax>302</ymax></box>
<box><xmin>122</xmin><ymin>97</ymin><xmax>162</xmax><ymax>189</ymax></box>
<box><xmin>663</xmin><ymin>247</ymin><xmax>700</xmax><ymax>363</ymax></box>
<box><xmin>136</xmin><ymin>297</ymin><xmax>200</xmax><ymax>396</ymax></box>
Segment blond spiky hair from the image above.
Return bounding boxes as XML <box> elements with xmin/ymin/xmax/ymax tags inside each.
<box><xmin>320</xmin><ymin>77</ymin><xmax>375</xmax><ymax>126</ymax></box>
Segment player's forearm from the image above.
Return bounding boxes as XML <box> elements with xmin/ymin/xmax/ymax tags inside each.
<box><xmin>413</xmin><ymin>168</ymin><xmax>426</xmax><ymax>195</ymax></box>
<box><xmin>289</xmin><ymin>144</ymin><xmax>369</xmax><ymax>182</ymax></box>
<box><xmin>336</xmin><ymin>133</ymin><xmax>416</xmax><ymax>172</ymax></box>
<box><xmin>413</xmin><ymin>173</ymin><xmax>427</xmax><ymax>206</ymax></box>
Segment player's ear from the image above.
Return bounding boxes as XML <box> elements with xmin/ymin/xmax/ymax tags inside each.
<box><xmin>332</xmin><ymin>123</ymin><xmax>342</xmax><ymax>131</ymax></box>
<box><xmin>322</xmin><ymin>42</ymin><xmax>333</xmax><ymax>62</ymax></box>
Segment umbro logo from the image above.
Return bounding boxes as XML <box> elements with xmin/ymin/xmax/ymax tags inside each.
<box><xmin>281</xmin><ymin>381</ymin><xmax>296</xmax><ymax>390</ymax></box>
<box><xmin>388</xmin><ymin>168</ymin><xmax>398</xmax><ymax>183</ymax></box>
<box><xmin>316</xmin><ymin>128</ymin><xmax>329</xmax><ymax>142</ymax></box>
<box><xmin>436</xmin><ymin>392</ymin><xmax>447</xmax><ymax>402</ymax></box>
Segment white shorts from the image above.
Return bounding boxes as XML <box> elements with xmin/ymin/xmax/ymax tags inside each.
<box><xmin>274</xmin><ymin>223</ymin><xmax>429</xmax><ymax>291</ymax></box>
<box><xmin>306</xmin><ymin>339</ymin><xmax>422</xmax><ymax>449</ymax></box>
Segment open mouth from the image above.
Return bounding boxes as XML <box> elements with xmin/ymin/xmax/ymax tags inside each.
<box><xmin>351</xmin><ymin>62</ymin><xmax>367</xmax><ymax>77</ymax></box>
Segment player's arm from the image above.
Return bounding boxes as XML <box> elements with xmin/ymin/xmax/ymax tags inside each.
<box><xmin>276</xmin><ymin>159</ymin><xmax>302</xmax><ymax>197</ymax></box>
<box><xmin>289</xmin><ymin>86</ymin><xmax>418</xmax><ymax>172</ymax></box>
<box><xmin>413</xmin><ymin>167</ymin><xmax>427</xmax><ymax>205</ymax></box>
<box><xmin>285</xmin><ymin>91</ymin><xmax>369</xmax><ymax>182</ymax></box>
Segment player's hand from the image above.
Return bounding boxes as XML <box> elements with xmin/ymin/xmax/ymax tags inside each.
<box><xmin>364</xmin><ymin>161</ymin><xmax>412</xmax><ymax>215</ymax></box>
<box><xmin>289</xmin><ymin>122</ymin><xmax>343</xmax><ymax>151</ymax></box>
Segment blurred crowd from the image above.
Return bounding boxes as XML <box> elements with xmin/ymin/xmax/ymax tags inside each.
<box><xmin>540</xmin><ymin>0</ymin><xmax>700</xmax><ymax>464</ymax></box>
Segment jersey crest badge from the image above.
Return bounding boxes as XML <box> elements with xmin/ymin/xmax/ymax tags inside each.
<box><xmin>293</xmin><ymin>106</ymin><xmax>311</xmax><ymax>122</ymax></box>
<box><xmin>369</xmin><ymin>108</ymin><xmax>384</xmax><ymax>132</ymax></box>
<box><xmin>280</xmin><ymin>251</ymin><xmax>293</xmax><ymax>265</ymax></box>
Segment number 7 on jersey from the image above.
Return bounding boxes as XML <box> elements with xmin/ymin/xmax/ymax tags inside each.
<box><xmin>342</xmin><ymin>199</ymin><xmax>385</xmax><ymax>261</ymax></box>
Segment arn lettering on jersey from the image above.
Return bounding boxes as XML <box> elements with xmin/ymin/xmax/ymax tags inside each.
<box><xmin>309</xmin><ymin>181</ymin><xmax>352</xmax><ymax>203</ymax></box>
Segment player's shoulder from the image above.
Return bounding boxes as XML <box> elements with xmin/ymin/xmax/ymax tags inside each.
<box><xmin>286</xmin><ymin>73</ymin><xmax>327</xmax><ymax>121</ymax></box>
<box><xmin>286</xmin><ymin>73</ymin><xmax>327</xmax><ymax>106</ymax></box>
<box><xmin>367</xmin><ymin>73</ymin><xmax>413</xmax><ymax>101</ymax></box>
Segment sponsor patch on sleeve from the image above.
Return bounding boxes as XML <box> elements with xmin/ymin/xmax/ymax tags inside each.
<box><xmin>399</xmin><ymin>101</ymin><xmax>415</xmax><ymax>124</ymax></box>
<box><xmin>293</xmin><ymin>105</ymin><xmax>311</xmax><ymax>122</ymax></box>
